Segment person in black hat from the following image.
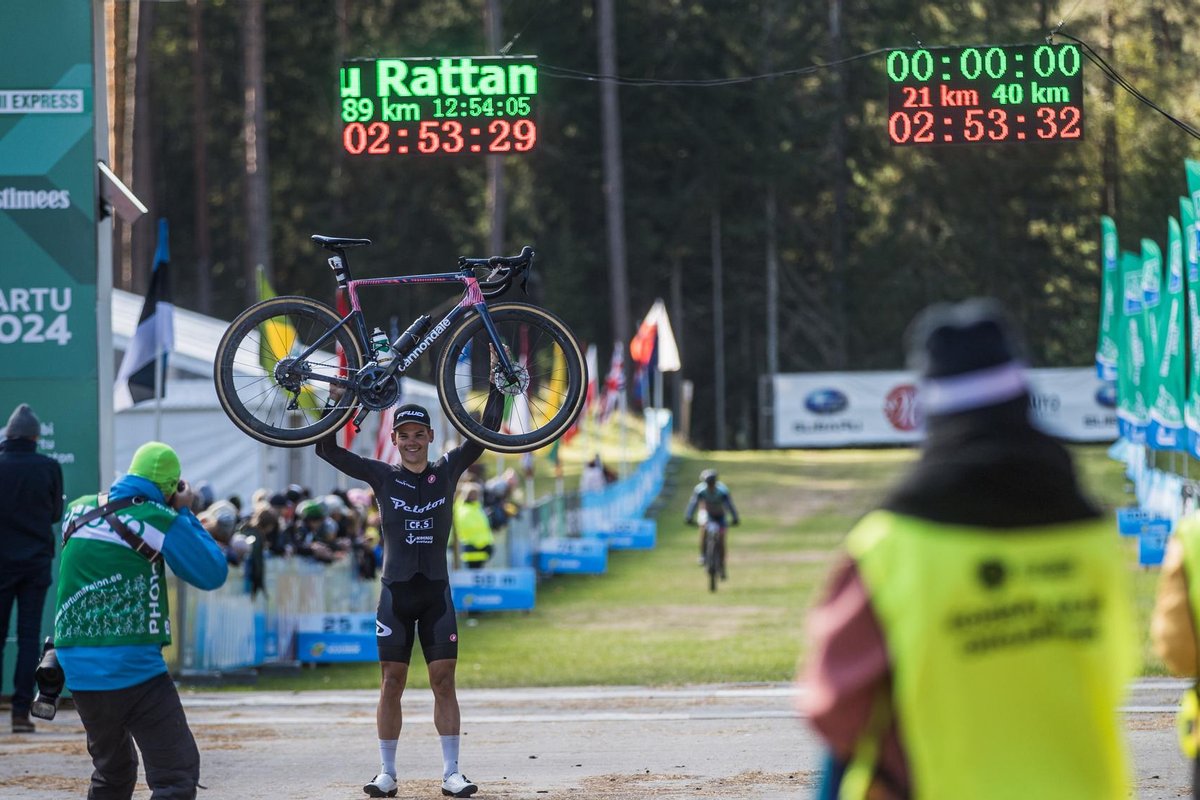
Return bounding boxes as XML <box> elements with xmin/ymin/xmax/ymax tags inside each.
<box><xmin>316</xmin><ymin>381</ymin><xmax>503</xmax><ymax>799</ymax></box>
<box><xmin>0</xmin><ymin>403</ymin><xmax>62</xmax><ymax>733</ymax></box>
<box><xmin>800</xmin><ymin>298</ymin><xmax>1137</xmax><ymax>799</ymax></box>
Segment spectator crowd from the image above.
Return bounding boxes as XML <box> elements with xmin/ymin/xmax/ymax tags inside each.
<box><xmin>186</xmin><ymin>464</ymin><xmax>526</xmax><ymax>587</ymax></box>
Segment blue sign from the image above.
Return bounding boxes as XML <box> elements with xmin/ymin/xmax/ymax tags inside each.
<box><xmin>537</xmin><ymin>537</ymin><xmax>608</xmax><ymax>574</ymax></box>
<box><xmin>295</xmin><ymin>612</ymin><xmax>378</xmax><ymax>663</ymax></box>
<box><xmin>600</xmin><ymin>518</ymin><xmax>657</xmax><ymax>550</ymax></box>
<box><xmin>1116</xmin><ymin>506</ymin><xmax>1155</xmax><ymax>537</ymax></box>
<box><xmin>296</xmin><ymin>632</ymin><xmax>378</xmax><ymax>663</ymax></box>
<box><xmin>451</xmin><ymin>567</ymin><xmax>536</xmax><ymax>611</ymax></box>
<box><xmin>1137</xmin><ymin>519</ymin><xmax>1173</xmax><ymax>567</ymax></box>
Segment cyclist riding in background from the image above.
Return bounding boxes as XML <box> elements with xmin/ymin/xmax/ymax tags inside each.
<box><xmin>684</xmin><ymin>469</ymin><xmax>740</xmax><ymax>575</ymax></box>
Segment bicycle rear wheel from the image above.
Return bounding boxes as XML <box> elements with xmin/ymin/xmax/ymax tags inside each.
<box><xmin>214</xmin><ymin>296</ymin><xmax>363</xmax><ymax>447</ymax></box>
<box><xmin>435</xmin><ymin>302</ymin><xmax>586</xmax><ymax>454</ymax></box>
<box><xmin>706</xmin><ymin>531</ymin><xmax>720</xmax><ymax>593</ymax></box>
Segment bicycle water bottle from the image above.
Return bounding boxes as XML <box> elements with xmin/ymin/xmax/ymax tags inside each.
<box><xmin>391</xmin><ymin>315</ymin><xmax>433</xmax><ymax>358</ymax></box>
<box><xmin>370</xmin><ymin>327</ymin><xmax>393</xmax><ymax>365</ymax></box>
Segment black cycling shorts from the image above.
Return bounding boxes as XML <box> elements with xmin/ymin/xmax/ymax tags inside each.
<box><xmin>376</xmin><ymin>575</ymin><xmax>458</xmax><ymax>664</ymax></box>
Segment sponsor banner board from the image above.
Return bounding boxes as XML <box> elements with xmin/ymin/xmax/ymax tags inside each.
<box><xmin>1137</xmin><ymin>518</ymin><xmax>1172</xmax><ymax>567</ymax></box>
<box><xmin>296</xmin><ymin>612</ymin><xmax>378</xmax><ymax>663</ymax></box>
<box><xmin>597</xmin><ymin>518</ymin><xmax>657</xmax><ymax>550</ymax></box>
<box><xmin>450</xmin><ymin>567</ymin><xmax>536</xmax><ymax>611</ymax></box>
<box><xmin>772</xmin><ymin>368</ymin><xmax>1117</xmax><ymax>447</ymax></box>
<box><xmin>537</xmin><ymin>537</ymin><xmax>608</xmax><ymax>574</ymax></box>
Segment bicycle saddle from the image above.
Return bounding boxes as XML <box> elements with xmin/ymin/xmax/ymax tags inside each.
<box><xmin>311</xmin><ymin>235</ymin><xmax>372</xmax><ymax>250</ymax></box>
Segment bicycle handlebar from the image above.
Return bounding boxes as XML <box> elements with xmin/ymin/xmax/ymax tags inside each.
<box><xmin>458</xmin><ymin>245</ymin><xmax>534</xmax><ymax>270</ymax></box>
<box><xmin>460</xmin><ymin>246</ymin><xmax>535</xmax><ymax>298</ymax></box>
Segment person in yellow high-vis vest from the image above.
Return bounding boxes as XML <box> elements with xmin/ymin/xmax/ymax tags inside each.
<box><xmin>802</xmin><ymin>299</ymin><xmax>1138</xmax><ymax>800</ymax></box>
<box><xmin>454</xmin><ymin>483</ymin><xmax>494</xmax><ymax>570</ymax></box>
<box><xmin>1151</xmin><ymin>515</ymin><xmax>1200</xmax><ymax>797</ymax></box>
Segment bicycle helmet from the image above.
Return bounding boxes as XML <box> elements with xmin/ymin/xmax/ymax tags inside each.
<box><xmin>700</xmin><ymin>469</ymin><xmax>717</xmax><ymax>483</ymax></box>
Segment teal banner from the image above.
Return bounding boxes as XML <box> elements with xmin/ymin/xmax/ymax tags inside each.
<box><xmin>1148</xmin><ymin>218</ymin><xmax>1185</xmax><ymax>450</ymax></box>
<box><xmin>0</xmin><ymin>0</ymin><xmax>98</xmax><ymax>494</ymax></box>
<box><xmin>1117</xmin><ymin>251</ymin><xmax>1148</xmax><ymax>443</ymax></box>
<box><xmin>0</xmin><ymin>0</ymin><xmax>99</xmax><ymax>697</ymax></box>
<box><xmin>1096</xmin><ymin>216</ymin><xmax>1119</xmax><ymax>381</ymax></box>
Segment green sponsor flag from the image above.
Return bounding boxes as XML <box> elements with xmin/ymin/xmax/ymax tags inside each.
<box><xmin>1096</xmin><ymin>216</ymin><xmax>1120</xmax><ymax>381</ymax></box>
<box><xmin>1148</xmin><ymin>218</ymin><xmax>1185</xmax><ymax>450</ymax></box>
<box><xmin>1184</xmin><ymin>192</ymin><xmax>1200</xmax><ymax>457</ymax></box>
<box><xmin>1117</xmin><ymin>251</ymin><xmax>1149</xmax><ymax>442</ymax></box>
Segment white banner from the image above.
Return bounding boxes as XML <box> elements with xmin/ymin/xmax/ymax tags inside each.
<box><xmin>772</xmin><ymin>368</ymin><xmax>1117</xmax><ymax>448</ymax></box>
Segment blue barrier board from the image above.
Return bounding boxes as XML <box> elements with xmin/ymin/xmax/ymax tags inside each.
<box><xmin>601</xmin><ymin>518</ymin><xmax>657</xmax><ymax>550</ymax></box>
<box><xmin>537</xmin><ymin>537</ymin><xmax>608</xmax><ymax>574</ymax></box>
<box><xmin>451</xmin><ymin>568</ymin><xmax>537</xmax><ymax>611</ymax></box>
<box><xmin>296</xmin><ymin>632</ymin><xmax>378</xmax><ymax>663</ymax></box>
<box><xmin>1137</xmin><ymin>519</ymin><xmax>1173</xmax><ymax>567</ymax></box>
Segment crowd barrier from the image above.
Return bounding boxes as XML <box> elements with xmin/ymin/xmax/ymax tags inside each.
<box><xmin>165</xmin><ymin>413</ymin><xmax>674</xmax><ymax>674</ymax></box>
<box><xmin>1109</xmin><ymin>440</ymin><xmax>1195</xmax><ymax>566</ymax></box>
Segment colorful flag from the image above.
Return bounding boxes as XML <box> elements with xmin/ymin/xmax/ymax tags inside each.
<box><xmin>256</xmin><ymin>265</ymin><xmax>322</xmax><ymax>419</ymax></box>
<box><xmin>1096</xmin><ymin>216</ymin><xmax>1119</xmax><ymax>382</ymax></box>
<box><xmin>560</xmin><ymin>343</ymin><xmax>596</xmax><ymax>444</ymax></box>
<box><xmin>114</xmin><ymin>219</ymin><xmax>174</xmax><ymax>411</ymax></box>
<box><xmin>596</xmin><ymin>342</ymin><xmax>625</xmax><ymax>425</ymax></box>
<box><xmin>502</xmin><ymin>325</ymin><xmax>534</xmax><ymax>435</ymax></box>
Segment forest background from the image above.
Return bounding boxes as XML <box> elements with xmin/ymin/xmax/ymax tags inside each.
<box><xmin>106</xmin><ymin>0</ymin><xmax>1199</xmax><ymax>449</ymax></box>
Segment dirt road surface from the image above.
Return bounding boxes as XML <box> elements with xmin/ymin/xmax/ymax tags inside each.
<box><xmin>1</xmin><ymin>679</ymin><xmax>1190</xmax><ymax>799</ymax></box>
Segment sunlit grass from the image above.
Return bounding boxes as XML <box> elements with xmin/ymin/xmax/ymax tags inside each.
<box><xmin>233</xmin><ymin>437</ymin><xmax>1166</xmax><ymax>692</ymax></box>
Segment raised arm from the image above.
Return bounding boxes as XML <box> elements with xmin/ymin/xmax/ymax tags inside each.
<box><xmin>316</xmin><ymin>431</ymin><xmax>383</xmax><ymax>483</ymax></box>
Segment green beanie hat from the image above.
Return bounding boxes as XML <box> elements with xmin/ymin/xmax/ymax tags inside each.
<box><xmin>128</xmin><ymin>441</ymin><xmax>181</xmax><ymax>497</ymax></box>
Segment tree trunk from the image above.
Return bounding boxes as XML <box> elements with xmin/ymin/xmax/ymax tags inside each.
<box><xmin>1100</xmin><ymin>0</ymin><xmax>1120</xmax><ymax>218</ymax></box>
<box><xmin>828</xmin><ymin>0</ymin><xmax>848</xmax><ymax>368</ymax></box>
<box><xmin>486</xmin><ymin>0</ymin><xmax>506</xmax><ymax>256</ymax></box>
<box><xmin>129</xmin><ymin>0</ymin><xmax>157</xmax><ymax>294</ymax></box>
<box><xmin>189</xmin><ymin>0</ymin><xmax>212</xmax><ymax>314</ymax></box>
<box><xmin>711</xmin><ymin>204</ymin><xmax>726</xmax><ymax>451</ymax></box>
<box><xmin>243</xmin><ymin>0</ymin><xmax>271</xmax><ymax>304</ymax></box>
<box><xmin>596</xmin><ymin>0</ymin><xmax>631</xmax><ymax>348</ymax></box>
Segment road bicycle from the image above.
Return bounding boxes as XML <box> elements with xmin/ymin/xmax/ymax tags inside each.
<box><xmin>214</xmin><ymin>235</ymin><xmax>587</xmax><ymax>453</ymax></box>
<box><xmin>703</xmin><ymin>519</ymin><xmax>725</xmax><ymax>593</ymax></box>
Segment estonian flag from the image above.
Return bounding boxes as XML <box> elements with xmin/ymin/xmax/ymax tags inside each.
<box><xmin>114</xmin><ymin>219</ymin><xmax>174</xmax><ymax>411</ymax></box>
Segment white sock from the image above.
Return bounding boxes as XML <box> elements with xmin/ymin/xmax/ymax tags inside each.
<box><xmin>379</xmin><ymin>738</ymin><xmax>398</xmax><ymax>778</ymax></box>
<box><xmin>440</xmin><ymin>734</ymin><xmax>460</xmax><ymax>779</ymax></box>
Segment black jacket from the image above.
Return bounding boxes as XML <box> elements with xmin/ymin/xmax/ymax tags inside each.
<box><xmin>882</xmin><ymin>395</ymin><xmax>1099</xmax><ymax>528</ymax></box>
<box><xmin>0</xmin><ymin>437</ymin><xmax>64</xmax><ymax>567</ymax></box>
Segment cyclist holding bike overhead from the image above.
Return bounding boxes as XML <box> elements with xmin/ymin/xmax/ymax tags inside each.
<box><xmin>684</xmin><ymin>469</ymin><xmax>740</xmax><ymax>577</ymax></box>
<box><xmin>317</xmin><ymin>368</ymin><xmax>503</xmax><ymax>799</ymax></box>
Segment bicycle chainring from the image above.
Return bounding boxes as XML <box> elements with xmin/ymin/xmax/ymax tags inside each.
<box><xmin>353</xmin><ymin>365</ymin><xmax>402</xmax><ymax>410</ymax></box>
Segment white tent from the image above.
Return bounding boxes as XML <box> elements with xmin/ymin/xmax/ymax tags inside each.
<box><xmin>111</xmin><ymin>290</ymin><xmax>457</xmax><ymax>503</ymax></box>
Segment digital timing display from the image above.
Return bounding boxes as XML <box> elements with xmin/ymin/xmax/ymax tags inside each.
<box><xmin>886</xmin><ymin>43</ymin><xmax>1084</xmax><ymax>146</ymax></box>
<box><xmin>339</xmin><ymin>56</ymin><xmax>538</xmax><ymax>156</ymax></box>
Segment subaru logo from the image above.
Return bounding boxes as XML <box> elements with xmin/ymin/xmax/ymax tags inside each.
<box><xmin>804</xmin><ymin>388</ymin><xmax>849</xmax><ymax>415</ymax></box>
<box><xmin>1094</xmin><ymin>383</ymin><xmax>1117</xmax><ymax>408</ymax></box>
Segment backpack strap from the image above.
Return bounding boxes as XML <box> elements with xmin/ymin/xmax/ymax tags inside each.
<box><xmin>62</xmin><ymin>494</ymin><xmax>163</xmax><ymax>564</ymax></box>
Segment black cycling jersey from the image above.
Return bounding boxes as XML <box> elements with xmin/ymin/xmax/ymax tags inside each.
<box><xmin>315</xmin><ymin>390</ymin><xmax>502</xmax><ymax>582</ymax></box>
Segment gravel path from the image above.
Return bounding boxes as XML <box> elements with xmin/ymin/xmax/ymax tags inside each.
<box><xmin>1</xmin><ymin>680</ymin><xmax>1191</xmax><ymax>798</ymax></box>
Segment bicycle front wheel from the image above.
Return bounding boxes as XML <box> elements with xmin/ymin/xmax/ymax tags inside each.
<box><xmin>435</xmin><ymin>302</ymin><xmax>586</xmax><ymax>453</ymax></box>
<box><xmin>214</xmin><ymin>296</ymin><xmax>363</xmax><ymax>447</ymax></box>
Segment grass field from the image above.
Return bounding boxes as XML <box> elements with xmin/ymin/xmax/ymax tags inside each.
<box><xmin>245</xmin><ymin>437</ymin><xmax>1167</xmax><ymax>693</ymax></box>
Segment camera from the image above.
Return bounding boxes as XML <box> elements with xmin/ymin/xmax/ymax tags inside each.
<box><xmin>30</xmin><ymin>638</ymin><xmax>63</xmax><ymax>721</ymax></box>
